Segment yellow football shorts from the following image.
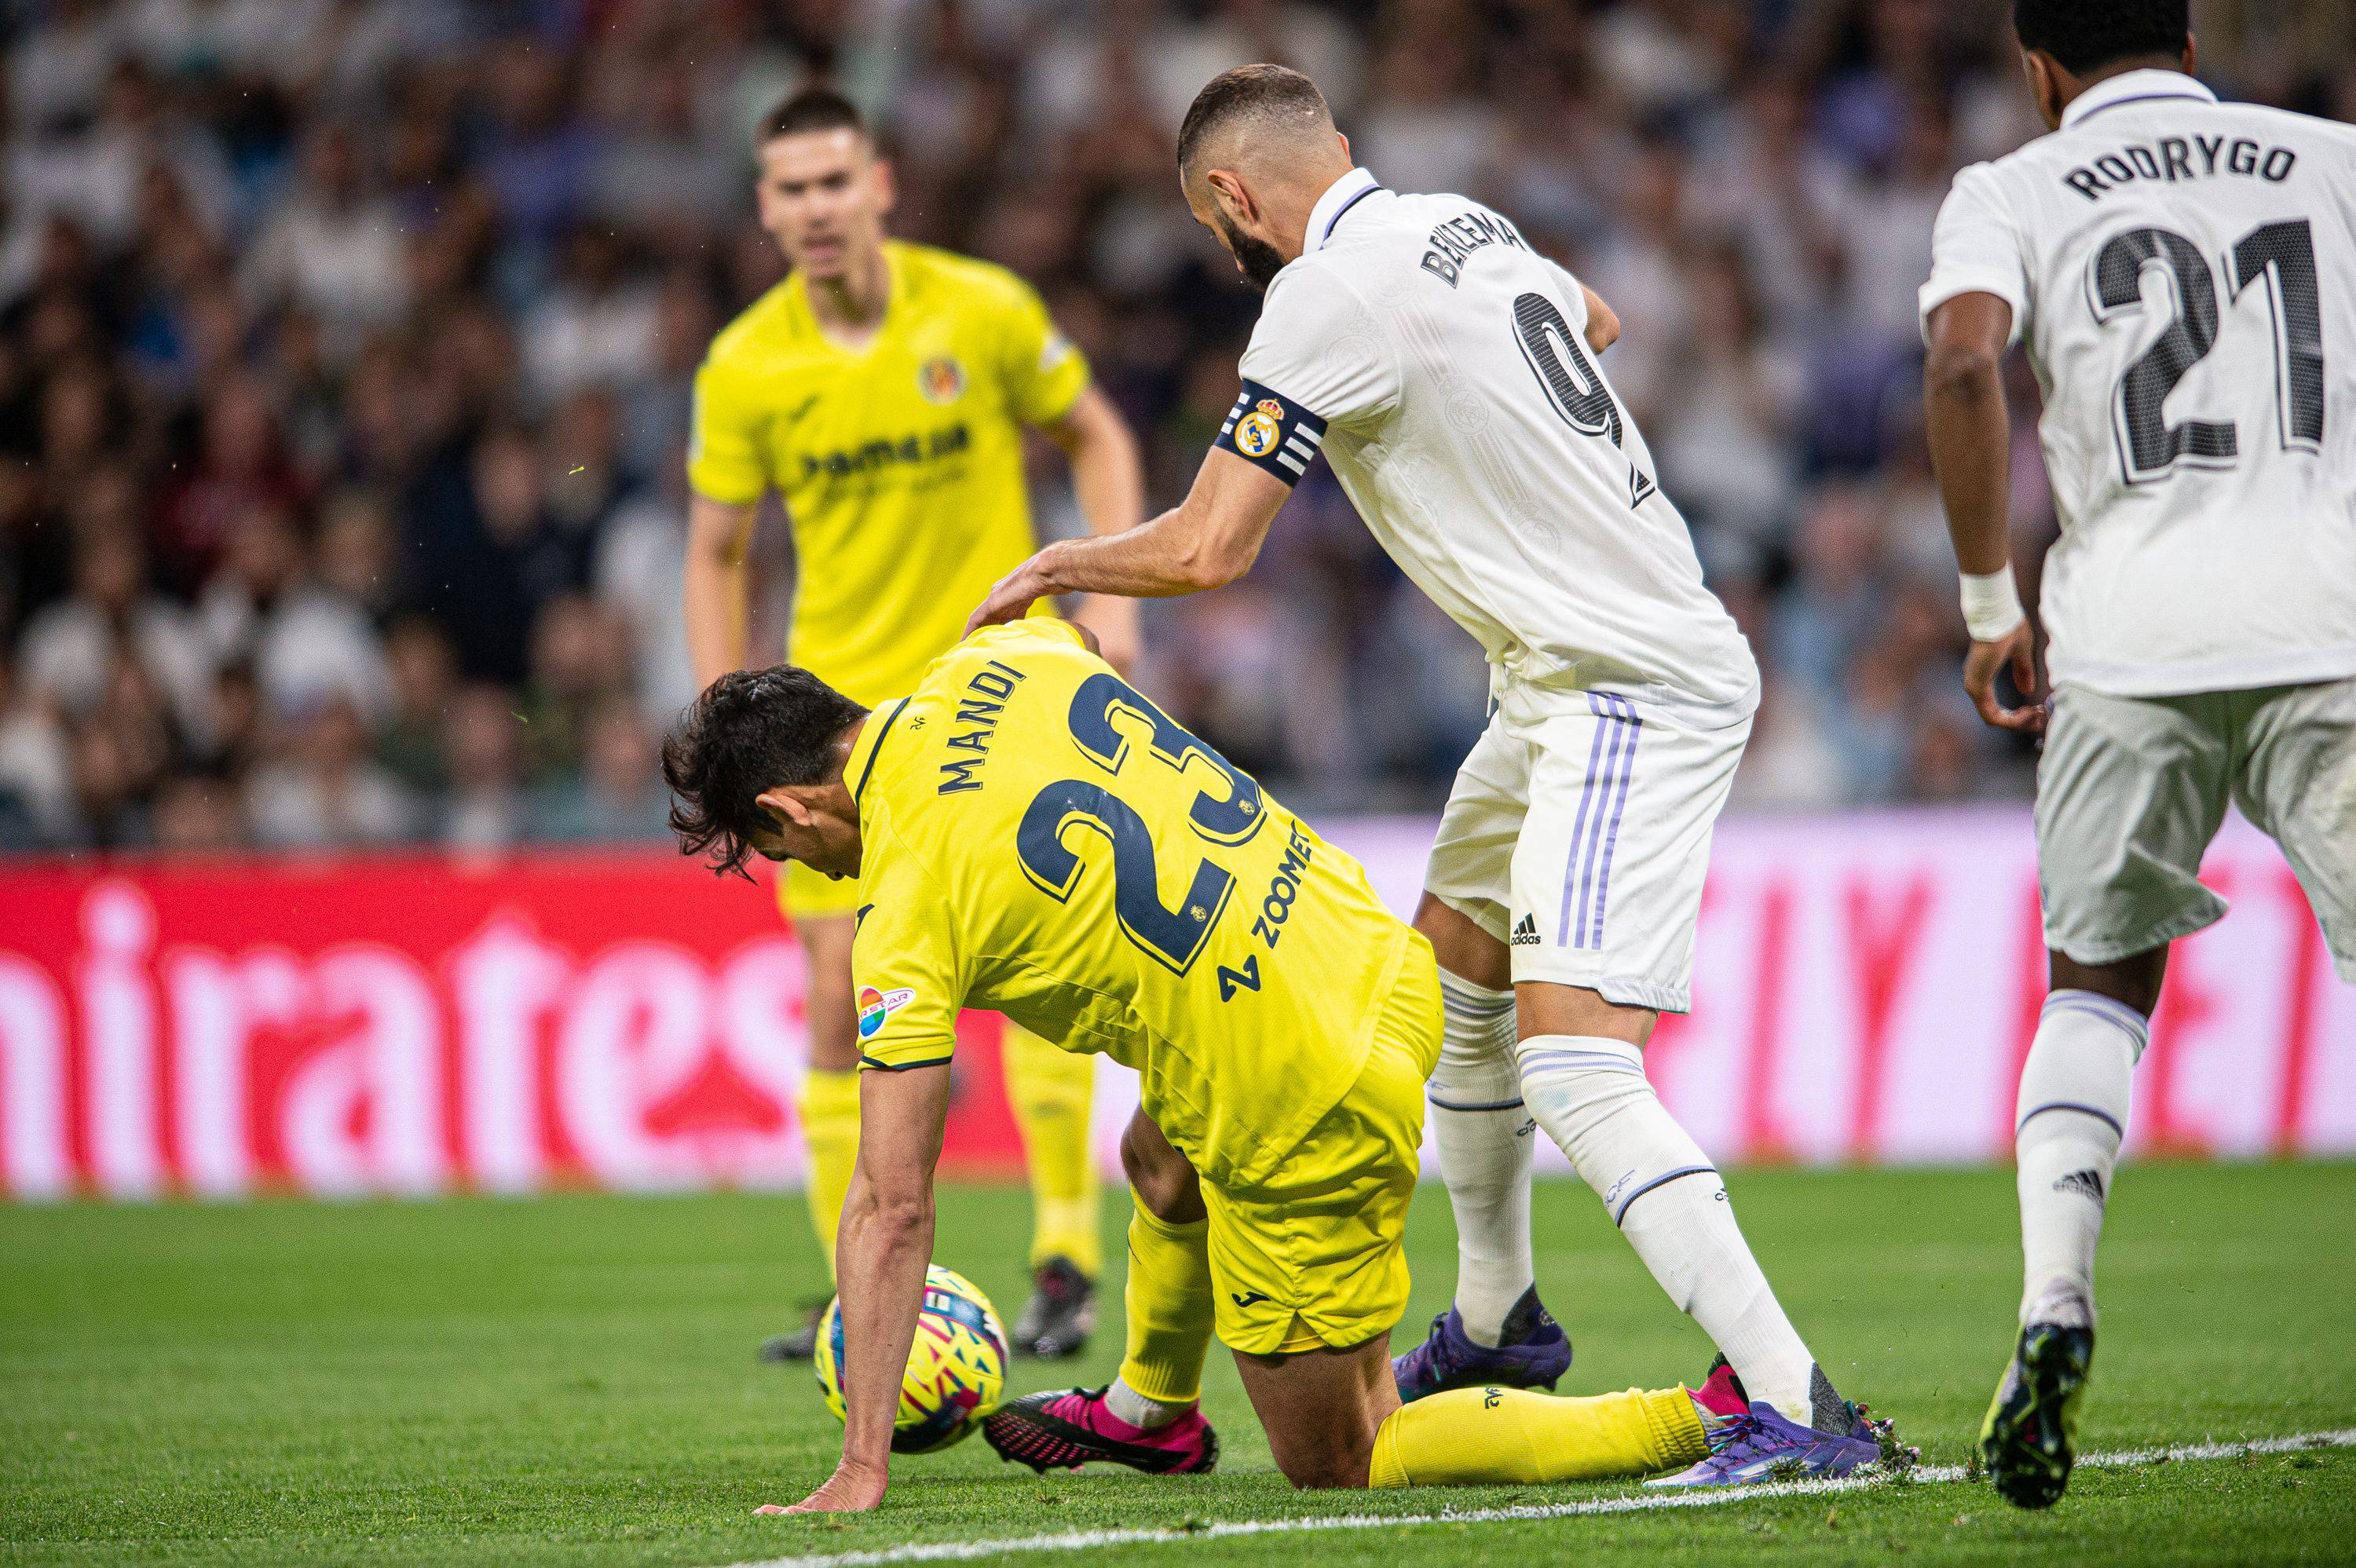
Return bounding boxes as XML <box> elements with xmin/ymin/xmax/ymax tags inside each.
<box><xmin>1202</xmin><ymin>941</ymin><xmax>1443</xmax><ymax>1356</ymax></box>
<box><xmin>778</xmin><ymin>857</ymin><xmax>864</xmax><ymax>921</ymax></box>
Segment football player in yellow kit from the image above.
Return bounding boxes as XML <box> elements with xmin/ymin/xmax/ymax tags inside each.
<box><xmin>663</xmin><ymin>620</ymin><xmax>1746</xmax><ymax>1511</ymax></box>
<box><xmin>683</xmin><ymin>89</ymin><xmax>1145</xmax><ymax>1360</ymax></box>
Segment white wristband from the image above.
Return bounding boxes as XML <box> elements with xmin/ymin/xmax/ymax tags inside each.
<box><xmin>1959</xmin><ymin>568</ymin><xmax>2025</xmax><ymax>641</ymax></box>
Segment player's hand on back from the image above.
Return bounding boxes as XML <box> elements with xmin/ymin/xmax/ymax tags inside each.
<box><xmin>757</xmin><ymin>1457</ymin><xmax>888</xmax><ymax>1515</ymax></box>
<box><xmin>967</xmin><ymin>555</ymin><xmax>1052</xmax><ymax>637</ymax></box>
<box><xmin>1961</xmin><ymin>620</ymin><xmax>2045</xmax><ymax>734</ymax></box>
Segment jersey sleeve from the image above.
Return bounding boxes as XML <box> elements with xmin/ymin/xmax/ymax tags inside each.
<box><xmin>993</xmin><ymin>274</ymin><xmax>1091</xmax><ymax>427</ymax></box>
<box><xmin>849</xmin><ymin>826</ymin><xmax>970</xmax><ymax>1072</ymax></box>
<box><xmin>686</xmin><ymin>356</ymin><xmax>769</xmax><ymax>505</ymax></box>
<box><xmin>1919</xmin><ymin>163</ymin><xmax>2029</xmax><ymax>349</ymax></box>
<box><xmin>1222</xmin><ymin>266</ymin><xmax>1399</xmax><ymax>484</ymax></box>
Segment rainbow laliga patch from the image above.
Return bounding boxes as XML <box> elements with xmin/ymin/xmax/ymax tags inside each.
<box><xmin>857</xmin><ymin>985</ymin><xmax>916</xmax><ymax>1038</ymax></box>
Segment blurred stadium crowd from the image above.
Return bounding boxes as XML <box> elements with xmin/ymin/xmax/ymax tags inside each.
<box><xmin>1</xmin><ymin>0</ymin><xmax>2347</xmax><ymax>853</ymax></box>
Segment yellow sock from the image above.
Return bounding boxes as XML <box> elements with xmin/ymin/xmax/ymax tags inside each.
<box><xmin>1116</xmin><ymin>1202</ymin><xmax>1215</xmax><ymax>1405</ymax></box>
<box><xmin>1003</xmin><ymin>1024</ymin><xmax>1101</xmax><ymax>1277</ymax></box>
<box><xmin>797</xmin><ymin>1068</ymin><xmax>862</xmax><ymax>1281</ymax></box>
<box><xmin>1369</xmin><ymin>1384</ymin><xmax>1708</xmax><ymax>1488</ymax></box>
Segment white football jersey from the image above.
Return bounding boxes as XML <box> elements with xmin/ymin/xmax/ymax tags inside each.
<box><xmin>1921</xmin><ymin>71</ymin><xmax>2356</xmax><ymax>697</ymax></box>
<box><xmin>1215</xmin><ymin>168</ymin><xmax>1758</xmax><ymax>718</ymax></box>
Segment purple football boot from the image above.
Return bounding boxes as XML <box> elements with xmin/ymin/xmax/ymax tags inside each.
<box><xmin>1392</xmin><ymin>1286</ymin><xmax>1571</xmax><ymax>1403</ymax></box>
<box><xmin>1648</xmin><ymin>1365</ymin><xmax>1907</xmax><ymax>1488</ymax></box>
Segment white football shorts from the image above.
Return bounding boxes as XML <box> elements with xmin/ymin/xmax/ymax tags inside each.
<box><xmin>2036</xmin><ymin>676</ymin><xmax>2356</xmax><ymax>979</ymax></box>
<box><xmin>1425</xmin><ymin>681</ymin><xmax>1750</xmax><ymax>1012</ymax></box>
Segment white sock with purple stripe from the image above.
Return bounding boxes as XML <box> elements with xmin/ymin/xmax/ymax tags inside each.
<box><xmin>1517</xmin><ymin>1033</ymin><xmax>1820</xmax><ymax>1424</ymax></box>
<box><xmin>1432</xmin><ymin>969</ymin><xmax>1531</xmax><ymax>1347</ymax></box>
<box><xmin>2015</xmin><ymin>989</ymin><xmax>2146</xmax><ymax>1327</ymax></box>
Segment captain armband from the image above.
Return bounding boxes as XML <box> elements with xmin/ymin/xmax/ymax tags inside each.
<box><xmin>1213</xmin><ymin>379</ymin><xmax>1327</xmax><ymax>485</ymax></box>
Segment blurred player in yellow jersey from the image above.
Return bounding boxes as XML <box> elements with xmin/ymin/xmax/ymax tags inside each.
<box><xmin>683</xmin><ymin>88</ymin><xmax>1145</xmax><ymax>1361</ymax></box>
<box><xmin>664</xmin><ymin>620</ymin><xmax>1748</xmax><ymax>1513</ymax></box>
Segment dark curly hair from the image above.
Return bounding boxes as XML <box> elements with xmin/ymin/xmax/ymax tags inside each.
<box><xmin>663</xmin><ymin>666</ymin><xmax>868</xmax><ymax>879</ymax></box>
<box><xmin>2014</xmin><ymin>0</ymin><xmax>2187</xmax><ymax>76</ymax></box>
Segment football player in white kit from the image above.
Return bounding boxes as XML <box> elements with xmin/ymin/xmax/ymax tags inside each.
<box><xmin>1921</xmin><ymin>0</ymin><xmax>2356</xmax><ymax>1511</ymax></box>
<box><xmin>971</xmin><ymin>64</ymin><xmax>1896</xmax><ymax>1486</ymax></box>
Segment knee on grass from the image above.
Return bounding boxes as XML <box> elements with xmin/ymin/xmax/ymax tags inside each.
<box><xmin>1275</xmin><ymin>1443</ymin><xmax>1374</xmax><ymax>1490</ymax></box>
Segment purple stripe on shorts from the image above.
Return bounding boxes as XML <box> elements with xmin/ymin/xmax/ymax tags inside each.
<box><xmin>1586</xmin><ymin>695</ymin><xmax>1643</xmax><ymax>949</ymax></box>
<box><xmin>1572</xmin><ymin>696</ymin><xmax>1638</xmax><ymax>949</ymax></box>
<box><xmin>1555</xmin><ymin>694</ymin><xmax>1617</xmax><ymax>946</ymax></box>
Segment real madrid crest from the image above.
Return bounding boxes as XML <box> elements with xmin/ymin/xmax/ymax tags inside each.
<box><xmin>1235</xmin><ymin>398</ymin><xmax>1284</xmax><ymax>458</ymax></box>
<box><xmin>918</xmin><ymin>355</ymin><xmax>966</xmax><ymax>404</ymax></box>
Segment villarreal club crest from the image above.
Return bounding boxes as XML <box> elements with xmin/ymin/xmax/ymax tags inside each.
<box><xmin>918</xmin><ymin>355</ymin><xmax>966</xmax><ymax>404</ymax></box>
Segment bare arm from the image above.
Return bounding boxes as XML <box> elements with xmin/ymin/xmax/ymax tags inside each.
<box><xmin>1581</xmin><ymin>283</ymin><xmax>1620</xmax><ymax>354</ymax></box>
<box><xmin>683</xmin><ymin>492</ymin><xmax>759</xmax><ymax>689</ymax></box>
<box><xmin>1923</xmin><ymin>291</ymin><xmax>2040</xmax><ymax>733</ymax></box>
<box><xmin>966</xmin><ymin>448</ymin><xmax>1292</xmax><ymax>634</ymax></box>
<box><xmin>775</xmin><ymin>1061</ymin><xmax>953</xmax><ymax>1515</ymax></box>
<box><xmin>1036</xmin><ymin>385</ymin><xmax>1147</xmax><ymax>671</ymax></box>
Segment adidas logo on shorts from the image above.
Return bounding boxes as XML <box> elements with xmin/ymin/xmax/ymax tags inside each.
<box><xmin>1510</xmin><ymin>914</ymin><xmax>1541</xmax><ymax>948</ymax></box>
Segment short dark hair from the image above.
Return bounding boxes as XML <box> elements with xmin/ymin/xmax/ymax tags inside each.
<box><xmin>757</xmin><ymin>86</ymin><xmax>869</xmax><ymax>148</ymax></box>
<box><xmin>663</xmin><ymin>666</ymin><xmax>868</xmax><ymax>879</ymax></box>
<box><xmin>1176</xmin><ymin>64</ymin><xmax>1331</xmax><ymax>176</ymax></box>
<box><xmin>2014</xmin><ymin>0</ymin><xmax>2188</xmax><ymax>76</ymax></box>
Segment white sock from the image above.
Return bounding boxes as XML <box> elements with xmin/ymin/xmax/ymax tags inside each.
<box><xmin>1431</xmin><ymin>970</ymin><xmax>1534</xmax><ymax>1347</ymax></box>
<box><xmin>2015</xmin><ymin>990</ymin><xmax>2143</xmax><ymax>1326</ymax></box>
<box><xmin>1104</xmin><ymin>1375</ymin><xmax>1191</xmax><ymax>1431</ymax></box>
<box><xmin>1516</xmin><ymin>1033</ymin><xmax>1820</xmax><ymax>1424</ymax></box>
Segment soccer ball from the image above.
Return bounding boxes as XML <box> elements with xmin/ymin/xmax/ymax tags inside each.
<box><xmin>813</xmin><ymin>1264</ymin><xmax>1008</xmax><ymax>1453</ymax></box>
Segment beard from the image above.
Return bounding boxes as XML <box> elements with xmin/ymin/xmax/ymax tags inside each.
<box><xmin>1216</xmin><ymin>212</ymin><xmax>1287</xmax><ymax>291</ymax></box>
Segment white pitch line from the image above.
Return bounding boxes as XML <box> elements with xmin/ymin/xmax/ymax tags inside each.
<box><xmin>722</xmin><ymin>1427</ymin><xmax>2356</xmax><ymax>1568</ymax></box>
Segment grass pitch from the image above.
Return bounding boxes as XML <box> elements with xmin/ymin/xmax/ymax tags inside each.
<box><xmin>3</xmin><ymin>1163</ymin><xmax>2352</xmax><ymax>1567</ymax></box>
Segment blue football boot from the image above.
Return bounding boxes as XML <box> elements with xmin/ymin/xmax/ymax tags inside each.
<box><xmin>1648</xmin><ymin>1365</ymin><xmax>1908</xmax><ymax>1487</ymax></box>
<box><xmin>1392</xmin><ymin>1285</ymin><xmax>1572</xmax><ymax>1403</ymax></box>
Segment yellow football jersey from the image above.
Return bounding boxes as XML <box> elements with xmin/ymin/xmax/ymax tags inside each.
<box><xmin>845</xmin><ymin>620</ymin><xmax>1417</xmax><ymax>1190</ymax></box>
<box><xmin>687</xmin><ymin>240</ymin><xmax>1089</xmax><ymax>708</ymax></box>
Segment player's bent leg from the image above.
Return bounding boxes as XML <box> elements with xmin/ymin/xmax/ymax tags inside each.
<box><xmin>1118</xmin><ymin>1103</ymin><xmax>1205</xmax><ymax>1223</ymax></box>
<box><xmin>1113</xmin><ymin>1112</ymin><xmax>1213</xmax><ymax>1426</ymax></box>
<box><xmin>1002</xmin><ymin>1023</ymin><xmax>1099</xmax><ymax>1357</ymax></box>
<box><xmin>1234</xmin><ymin>1333</ymin><xmax>1399</xmax><ymax>1489</ymax></box>
<box><xmin>984</xmin><ymin>1111</ymin><xmax>1219</xmax><ymax>1475</ymax></box>
<box><xmin>1981</xmin><ymin>944</ymin><xmax>2158</xmax><ymax>1510</ymax></box>
<box><xmin>1392</xmin><ymin>896</ymin><xmax>1571</xmax><ymax>1402</ymax></box>
<box><xmin>1238</xmin><ymin>1331</ymin><xmax>1711</xmax><ymax>1489</ymax></box>
<box><xmin>1414</xmin><ymin>889</ymin><xmax>1512</xmax><ymax>991</ymax></box>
